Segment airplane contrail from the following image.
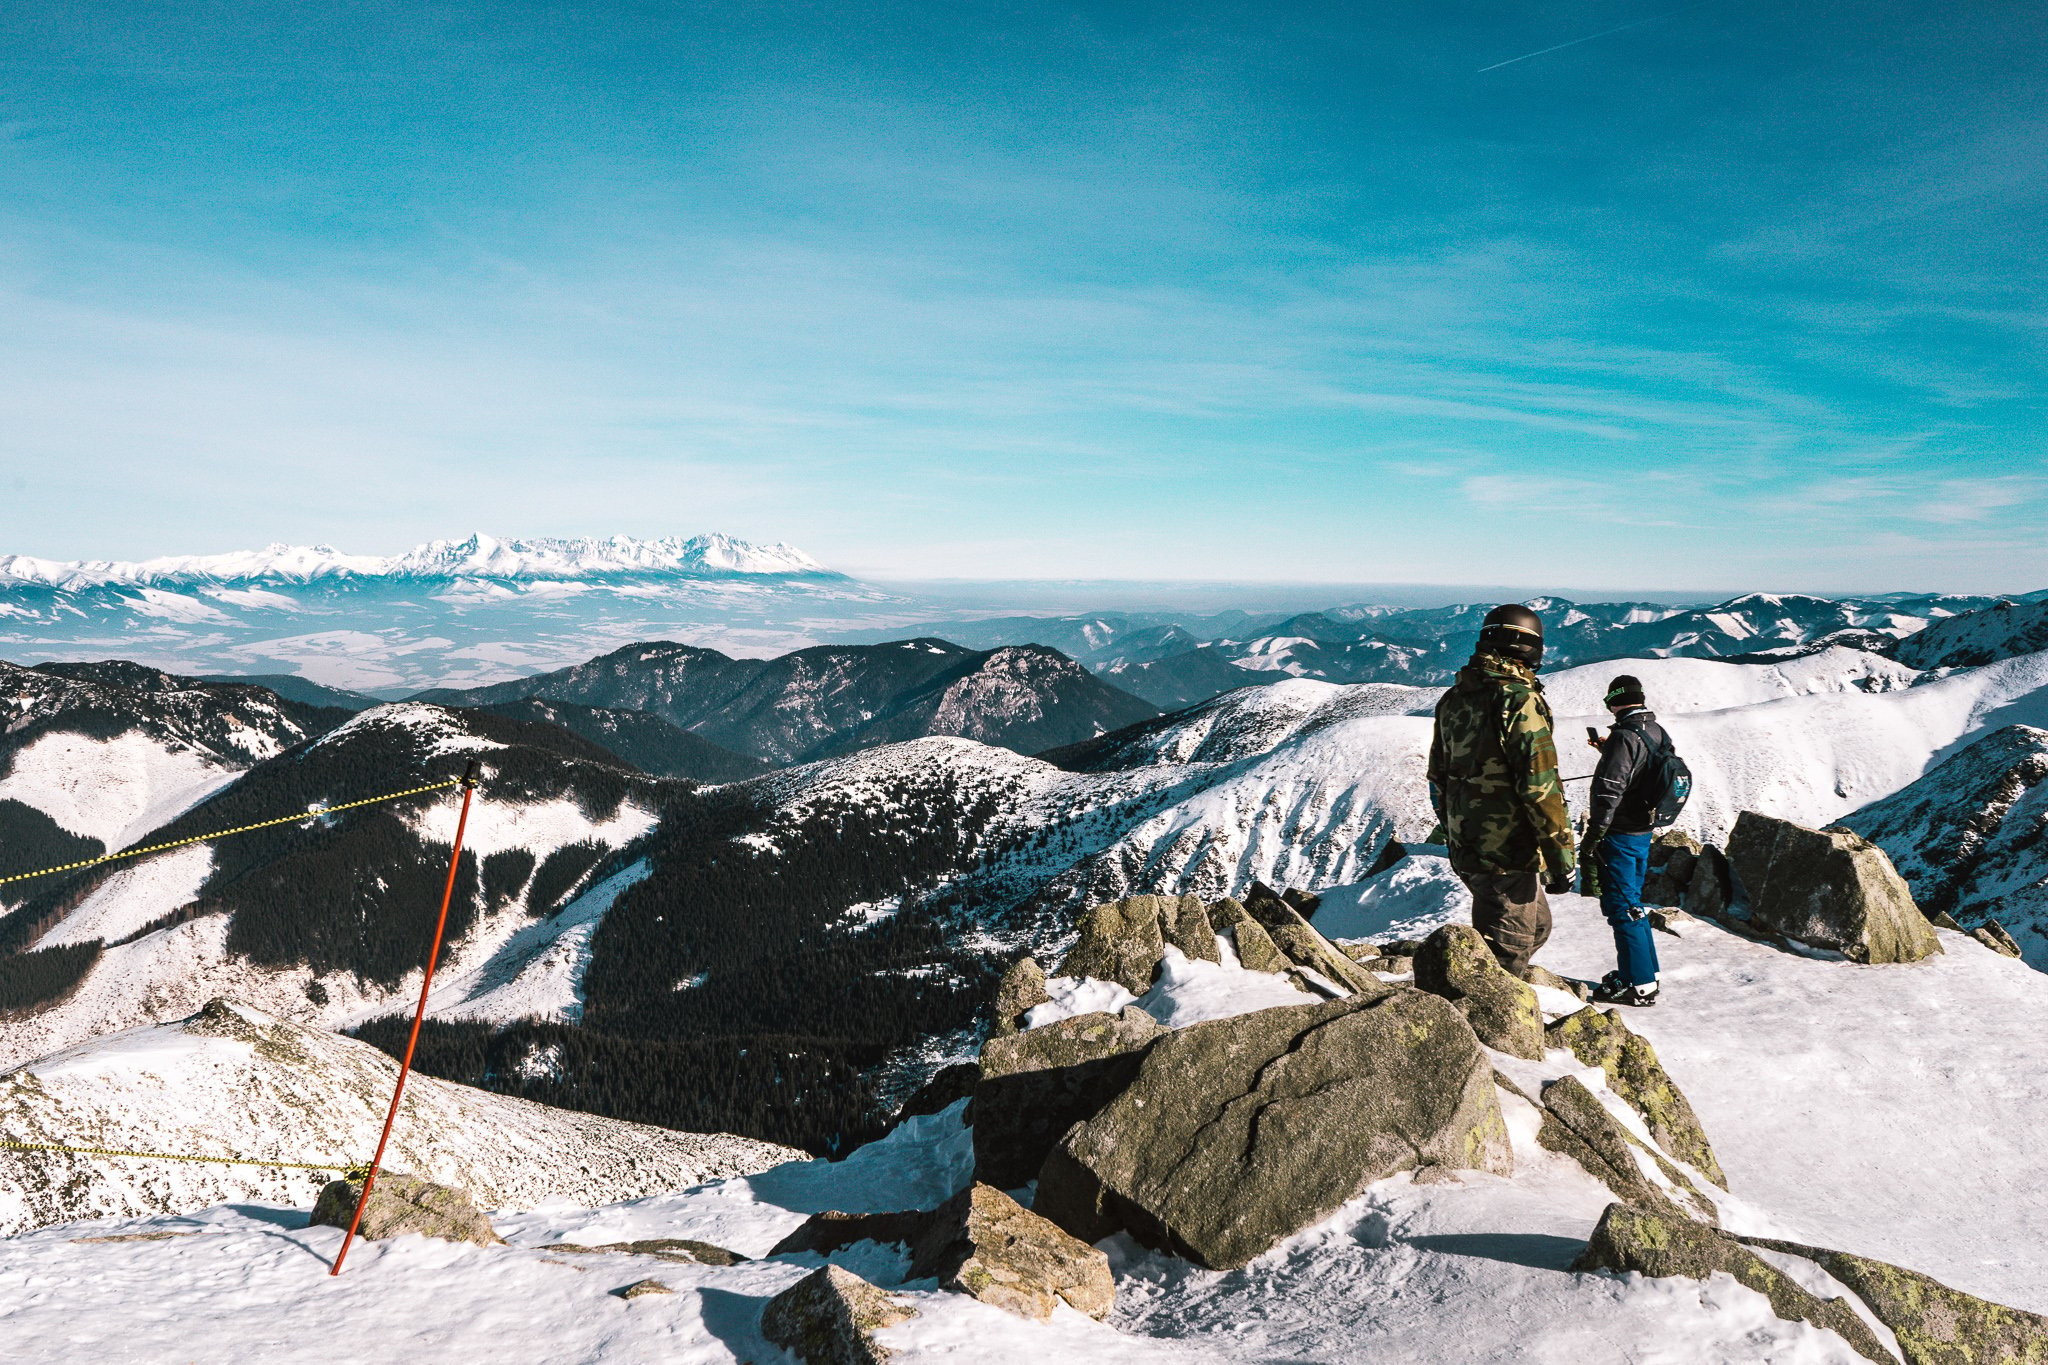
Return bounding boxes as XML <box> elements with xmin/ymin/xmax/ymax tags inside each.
<box><xmin>1476</xmin><ymin>3</ymin><xmax>1710</xmax><ymax>73</ymax></box>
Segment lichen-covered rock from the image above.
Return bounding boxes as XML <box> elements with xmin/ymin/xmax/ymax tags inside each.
<box><xmin>1970</xmin><ymin>921</ymin><xmax>2024</xmax><ymax>958</ymax></box>
<box><xmin>909</xmin><ymin>1183</ymin><xmax>1113</xmax><ymax>1321</ymax></box>
<box><xmin>1056</xmin><ymin>897</ymin><xmax>1170</xmax><ymax>994</ymax></box>
<box><xmin>1242</xmin><ymin>888</ymin><xmax>1387</xmax><ymax>995</ymax></box>
<box><xmin>1524</xmin><ymin>964</ymin><xmax>1590</xmax><ymax>1001</ymax></box>
<box><xmin>613</xmin><ymin>1278</ymin><xmax>673</xmax><ymax>1298</ymax></box>
<box><xmin>1413</xmin><ymin>924</ymin><xmax>1544</xmax><ymax>1060</ymax></box>
<box><xmin>1281</xmin><ymin>887</ymin><xmax>1323</xmax><ymax>918</ymax></box>
<box><xmin>1738</xmin><ymin>1235</ymin><xmax>2048</xmax><ymax>1365</ymax></box>
<box><xmin>1162</xmin><ymin>894</ymin><xmax>1222</xmax><ymax>964</ymax></box>
<box><xmin>1034</xmin><ymin>991</ymin><xmax>1512</xmax><ymax>1270</ymax></box>
<box><xmin>1536</xmin><ymin>1077</ymin><xmax>1716</xmax><ymax>1222</ymax></box>
<box><xmin>1206</xmin><ymin>898</ymin><xmax>1292</xmax><ymax>973</ymax></box>
<box><xmin>1546</xmin><ymin>1007</ymin><xmax>1725</xmax><ymax>1188</ymax></box>
<box><xmin>546</xmin><ymin>1237</ymin><xmax>749</xmax><ymax>1265</ymax></box>
<box><xmin>1573</xmin><ymin>1204</ymin><xmax>1893</xmax><ymax>1364</ymax></box>
<box><xmin>990</xmin><ymin>957</ymin><xmax>1051</xmax><ymax>1038</ymax></box>
<box><xmin>761</xmin><ymin>1265</ymin><xmax>917</xmax><ymax>1365</ymax></box>
<box><xmin>308</xmin><ymin>1172</ymin><xmax>502</xmax><ymax>1246</ymax></box>
<box><xmin>769</xmin><ymin>1209</ymin><xmax>934</xmax><ymax>1257</ymax></box>
<box><xmin>1728</xmin><ymin>812</ymin><xmax>1943</xmax><ymax>963</ymax></box>
<box><xmin>972</xmin><ymin>1007</ymin><xmax>1164</xmax><ymax>1188</ymax></box>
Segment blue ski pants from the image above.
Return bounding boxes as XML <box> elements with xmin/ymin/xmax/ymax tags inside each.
<box><xmin>1596</xmin><ymin>831</ymin><xmax>1660</xmax><ymax>987</ymax></box>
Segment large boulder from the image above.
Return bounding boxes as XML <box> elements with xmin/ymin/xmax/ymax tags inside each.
<box><xmin>1642</xmin><ymin>831</ymin><xmax>1702</xmax><ymax>908</ymax></box>
<box><xmin>908</xmin><ymin>1183</ymin><xmax>1114</xmax><ymax>1321</ymax></box>
<box><xmin>1546</xmin><ymin>1007</ymin><xmax>1725</xmax><ymax>1188</ymax></box>
<box><xmin>989</xmin><ymin>956</ymin><xmax>1051</xmax><ymax>1037</ymax></box>
<box><xmin>1727</xmin><ymin>812</ymin><xmax>1943</xmax><ymax>963</ymax></box>
<box><xmin>1242</xmin><ymin>887</ymin><xmax>1387</xmax><ymax>995</ymax></box>
<box><xmin>1161</xmin><ymin>893</ymin><xmax>1222</xmax><ymax>964</ymax></box>
<box><xmin>1535</xmin><ymin>1078</ymin><xmax>1717</xmax><ymax>1223</ymax></box>
<box><xmin>1685</xmin><ymin>844</ymin><xmax>1735</xmax><ymax>922</ymax></box>
<box><xmin>1056</xmin><ymin>896</ymin><xmax>1169</xmax><ymax>994</ymax></box>
<box><xmin>971</xmin><ymin>1006</ymin><xmax>1164</xmax><ymax>1188</ymax></box>
<box><xmin>1739</xmin><ymin>1235</ymin><xmax>2048</xmax><ymax>1365</ymax></box>
<box><xmin>1412</xmin><ymin>924</ymin><xmax>1544</xmax><ymax>1060</ymax></box>
<box><xmin>1573</xmin><ymin>1205</ymin><xmax>1893</xmax><ymax>1365</ymax></box>
<box><xmin>308</xmin><ymin>1172</ymin><xmax>502</xmax><ymax>1246</ymax></box>
<box><xmin>1205</xmin><ymin>897</ymin><xmax>1292</xmax><ymax>974</ymax></box>
<box><xmin>762</xmin><ymin>1265</ymin><xmax>917</xmax><ymax>1365</ymax></box>
<box><xmin>1034</xmin><ymin>991</ymin><xmax>1513</xmax><ymax>1270</ymax></box>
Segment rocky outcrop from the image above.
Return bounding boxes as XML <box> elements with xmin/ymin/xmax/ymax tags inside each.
<box><xmin>1573</xmin><ymin>1204</ymin><xmax>1893</xmax><ymax>1364</ymax></box>
<box><xmin>1056</xmin><ymin>897</ymin><xmax>1170</xmax><ymax>994</ymax></box>
<box><xmin>1413</xmin><ymin>924</ymin><xmax>1544</xmax><ymax>1060</ymax></box>
<box><xmin>1205</xmin><ymin>897</ymin><xmax>1292</xmax><ymax>974</ymax></box>
<box><xmin>908</xmin><ymin>1183</ymin><xmax>1114</xmax><ymax>1321</ymax></box>
<box><xmin>1971</xmin><ymin>921</ymin><xmax>2024</xmax><ymax>958</ymax></box>
<box><xmin>1546</xmin><ymin>1007</ymin><xmax>1725</xmax><ymax>1188</ymax></box>
<box><xmin>1642</xmin><ymin>831</ymin><xmax>1702</xmax><ymax>907</ymax></box>
<box><xmin>971</xmin><ymin>1006</ymin><xmax>1164</xmax><ymax>1188</ymax></box>
<box><xmin>1685</xmin><ymin>844</ymin><xmax>1735</xmax><ymax>921</ymax></box>
<box><xmin>1535</xmin><ymin>1078</ymin><xmax>1717</xmax><ymax>1223</ymax></box>
<box><xmin>1524</xmin><ymin>964</ymin><xmax>1590</xmax><ymax>1001</ymax></box>
<box><xmin>1739</xmin><ymin>1235</ymin><xmax>2048</xmax><ymax>1365</ymax></box>
<box><xmin>1161</xmin><ymin>893</ymin><xmax>1222</xmax><ymax>964</ymax></box>
<box><xmin>1034</xmin><ymin>991</ymin><xmax>1513</xmax><ymax>1270</ymax></box>
<box><xmin>762</xmin><ymin>1265</ymin><xmax>917</xmax><ymax>1365</ymax></box>
<box><xmin>308</xmin><ymin>1172</ymin><xmax>502</xmax><ymax>1246</ymax></box>
<box><xmin>1242</xmin><ymin>888</ymin><xmax>1386</xmax><ymax>994</ymax></box>
<box><xmin>1728</xmin><ymin>812</ymin><xmax>1943</xmax><ymax>963</ymax></box>
<box><xmin>545</xmin><ymin>1237</ymin><xmax>748</xmax><ymax>1265</ymax></box>
<box><xmin>989</xmin><ymin>957</ymin><xmax>1051</xmax><ymax>1037</ymax></box>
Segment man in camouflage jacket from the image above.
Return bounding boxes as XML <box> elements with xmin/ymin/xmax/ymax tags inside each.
<box><xmin>1426</xmin><ymin>604</ymin><xmax>1576</xmax><ymax>979</ymax></box>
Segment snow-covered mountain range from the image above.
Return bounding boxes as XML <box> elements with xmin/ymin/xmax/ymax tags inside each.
<box><xmin>0</xmin><ymin>533</ymin><xmax>830</xmax><ymax>589</ymax></box>
<box><xmin>7</xmin><ymin>625</ymin><xmax>2048</xmax><ymax>1165</ymax></box>
<box><xmin>0</xmin><ymin>533</ymin><xmax>887</xmax><ymax>692</ymax></box>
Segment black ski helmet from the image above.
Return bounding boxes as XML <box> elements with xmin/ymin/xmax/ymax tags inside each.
<box><xmin>1478</xmin><ymin>603</ymin><xmax>1544</xmax><ymax>666</ymax></box>
<box><xmin>1605</xmin><ymin>674</ymin><xmax>1646</xmax><ymax>708</ymax></box>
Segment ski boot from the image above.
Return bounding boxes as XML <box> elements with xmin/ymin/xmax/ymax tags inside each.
<box><xmin>1591</xmin><ymin>973</ymin><xmax>1659</xmax><ymax>1007</ymax></box>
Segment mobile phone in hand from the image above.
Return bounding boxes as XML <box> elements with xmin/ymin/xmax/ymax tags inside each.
<box><xmin>1586</xmin><ymin>726</ymin><xmax>1601</xmax><ymax>748</ymax></box>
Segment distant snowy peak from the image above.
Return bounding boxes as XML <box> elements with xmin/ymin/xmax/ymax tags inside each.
<box><xmin>0</xmin><ymin>533</ymin><xmax>830</xmax><ymax>589</ymax></box>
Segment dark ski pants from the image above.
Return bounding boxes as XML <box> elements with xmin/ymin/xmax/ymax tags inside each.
<box><xmin>1459</xmin><ymin>871</ymin><xmax>1551</xmax><ymax>981</ymax></box>
<box><xmin>1597</xmin><ymin>831</ymin><xmax>1660</xmax><ymax>986</ymax></box>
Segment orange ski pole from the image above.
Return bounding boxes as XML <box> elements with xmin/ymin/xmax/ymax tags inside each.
<box><xmin>330</xmin><ymin>759</ymin><xmax>480</xmax><ymax>1276</ymax></box>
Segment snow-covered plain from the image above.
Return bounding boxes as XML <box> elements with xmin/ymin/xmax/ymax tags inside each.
<box><xmin>6</xmin><ymin>858</ymin><xmax>2043</xmax><ymax>1362</ymax></box>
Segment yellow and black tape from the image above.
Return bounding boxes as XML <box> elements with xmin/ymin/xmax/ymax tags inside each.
<box><xmin>0</xmin><ymin>778</ymin><xmax>463</xmax><ymax>889</ymax></box>
<box><xmin>1</xmin><ymin>1137</ymin><xmax>369</xmax><ymax>1180</ymax></box>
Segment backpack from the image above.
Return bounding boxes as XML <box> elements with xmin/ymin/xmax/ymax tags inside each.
<box><xmin>1643</xmin><ymin>729</ymin><xmax>1693</xmax><ymax>829</ymax></box>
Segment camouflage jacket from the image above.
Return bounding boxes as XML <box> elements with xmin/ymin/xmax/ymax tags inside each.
<box><xmin>1427</xmin><ymin>652</ymin><xmax>1576</xmax><ymax>878</ymax></box>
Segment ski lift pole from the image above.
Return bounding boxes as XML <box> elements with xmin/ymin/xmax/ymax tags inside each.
<box><xmin>330</xmin><ymin>759</ymin><xmax>481</xmax><ymax>1277</ymax></box>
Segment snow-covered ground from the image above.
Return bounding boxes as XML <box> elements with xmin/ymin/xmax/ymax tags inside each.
<box><xmin>0</xmin><ymin>1000</ymin><xmax>801</xmax><ymax>1237</ymax></box>
<box><xmin>0</xmin><ymin>730</ymin><xmax>241</xmax><ymax>849</ymax></box>
<box><xmin>4</xmin><ymin>855</ymin><xmax>2042</xmax><ymax>1362</ymax></box>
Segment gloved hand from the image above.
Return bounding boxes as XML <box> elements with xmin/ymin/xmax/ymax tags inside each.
<box><xmin>1543</xmin><ymin>844</ymin><xmax>1576</xmax><ymax>896</ymax></box>
<box><xmin>1577</xmin><ymin>826</ymin><xmax>1606</xmax><ymax>897</ymax></box>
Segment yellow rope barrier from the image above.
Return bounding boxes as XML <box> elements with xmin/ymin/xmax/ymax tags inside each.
<box><xmin>1</xmin><ymin>1138</ymin><xmax>367</xmax><ymax>1179</ymax></box>
<box><xmin>0</xmin><ymin>778</ymin><xmax>462</xmax><ymax>889</ymax></box>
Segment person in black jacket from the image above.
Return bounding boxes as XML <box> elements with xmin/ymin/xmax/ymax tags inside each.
<box><xmin>1581</xmin><ymin>675</ymin><xmax>1671</xmax><ymax>1006</ymax></box>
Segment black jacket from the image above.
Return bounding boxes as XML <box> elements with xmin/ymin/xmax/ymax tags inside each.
<box><xmin>1589</xmin><ymin>708</ymin><xmax>1672</xmax><ymax>835</ymax></box>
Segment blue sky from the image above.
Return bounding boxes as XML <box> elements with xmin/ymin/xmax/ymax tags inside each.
<box><xmin>0</xmin><ymin>0</ymin><xmax>2042</xmax><ymax>591</ymax></box>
